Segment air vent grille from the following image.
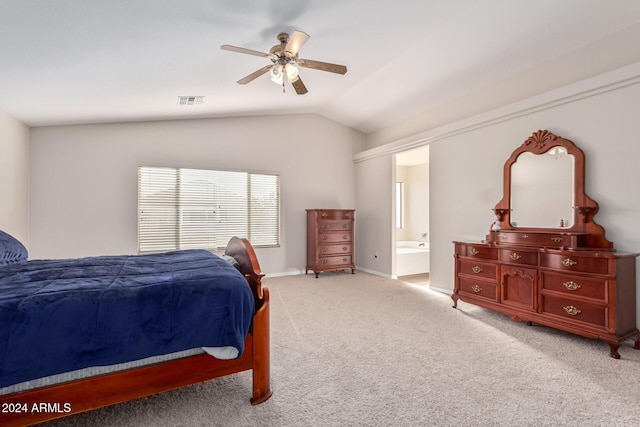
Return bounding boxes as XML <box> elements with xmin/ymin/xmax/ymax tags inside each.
<box><xmin>178</xmin><ymin>96</ymin><xmax>204</xmax><ymax>106</ymax></box>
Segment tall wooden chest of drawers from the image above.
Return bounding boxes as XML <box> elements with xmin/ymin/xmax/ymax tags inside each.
<box><xmin>306</xmin><ymin>209</ymin><xmax>355</xmax><ymax>278</ymax></box>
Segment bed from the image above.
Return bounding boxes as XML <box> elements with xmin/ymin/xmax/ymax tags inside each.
<box><xmin>0</xmin><ymin>232</ymin><xmax>271</xmax><ymax>426</ymax></box>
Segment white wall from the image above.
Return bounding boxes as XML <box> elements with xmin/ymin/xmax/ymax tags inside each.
<box><xmin>430</xmin><ymin>82</ymin><xmax>640</xmax><ymax>294</ymax></box>
<box><xmin>355</xmin><ymin>154</ymin><xmax>393</xmax><ymax>275</ymax></box>
<box><xmin>29</xmin><ymin>113</ymin><xmax>365</xmax><ymax>275</ymax></box>
<box><xmin>0</xmin><ymin>108</ymin><xmax>30</xmax><ymax>245</ymax></box>
<box><xmin>354</xmin><ymin>65</ymin><xmax>640</xmax><ymax>325</ymax></box>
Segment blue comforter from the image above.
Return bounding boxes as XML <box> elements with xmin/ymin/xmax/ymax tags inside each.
<box><xmin>0</xmin><ymin>249</ymin><xmax>254</xmax><ymax>388</ymax></box>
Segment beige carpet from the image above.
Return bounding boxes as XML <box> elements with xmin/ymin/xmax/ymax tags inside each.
<box><xmin>44</xmin><ymin>272</ymin><xmax>640</xmax><ymax>426</ymax></box>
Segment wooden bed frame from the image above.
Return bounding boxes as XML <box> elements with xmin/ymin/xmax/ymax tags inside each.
<box><xmin>0</xmin><ymin>237</ymin><xmax>272</xmax><ymax>426</ymax></box>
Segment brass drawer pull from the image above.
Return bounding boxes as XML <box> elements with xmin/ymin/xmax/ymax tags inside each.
<box><xmin>343</xmin><ymin>246</ymin><xmax>348</xmax><ymax>251</ymax></box>
<box><xmin>342</xmin><ymin>257</ymin><xmax>348</xmax><ymax>262</ymax></box>
<box><xmin>342</xmin><ymin>235</ymin><xmax>348</xmax><ymax>239</ymax></box>
<box><xmin>550</xmin><ymin>237</ymin><xmax>563</xmax><ymax>243</ymax></box>
<box><xmin>322</xmin><ymin>236</ymin><xmax>328</xmax><ymax>240</ymax></box>
<box><xmin>471</xmin><ymin>284</ymin><xmax>482</xmax><ymax>293</ymax></box>
<box><xmin>322</xmin><ymin>259</ymin><xmax>328</xmax><ymax>264</ymax></box>
<box><xmin>522</xmin><ymin>234</ymin><xmax>529</xmax><ymax>239</ymax></box>
<box><xmin>321</xmin><ymin>212</ymin><xmax>328</xmax><ymax>217</ymax></box>
<box><xmin>472</xmin><ymin>266</ymin><xmax>483</xmax><ymax>274</ymax></box>
<box><xmin>322</xmin><ymin>224</ymin><xmax>329</xmax><ymax>229</ymax></box>
<box><xmin>563</xmin><ymin>305</ymin><xmax>582</xmax><ymax>316</ymax></box>
<box><xmin>563</xmin><ymin>281</ymin><xmax>581</xmax><ymax>291</ymax></box>
<box><xmin>469</xmin><ymin>248</ymin><xmax>479</xmax><ymax>255</ymax></box>
<box><xmin>509</xmin><ymin>253</ymin><xmax>521</xmax><ymax>260</ymax></box>
<box><xmin>562</xmin><ymin>258</ymin><xmax>577</xmax><ymax>267</ymax></box>
<box><xmin>343</xmin><ymin>223</ymin><xmax>348</xmax><ymax>228</ymax></box>
<box><xmin>321</xmin><ymin>248</ymin><xmax>328</xmax><ymax>253</ymax></box>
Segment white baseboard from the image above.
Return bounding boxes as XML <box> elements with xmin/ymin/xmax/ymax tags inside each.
<box><xmin>354</xmin><ymin>266</ymin><xmax>394</xmax><ymax>279</ymax></box>
<box><xmin>263</xmin><ymin>270</ymin><xmax>305</xmax><ymax>278</ymax></box>
<box><xmin>428</xmin><ymin>285</ymin><xmax>453</xmax><ymax>296</ymax></box>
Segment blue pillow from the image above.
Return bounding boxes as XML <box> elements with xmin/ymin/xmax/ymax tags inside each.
<box><xmin>0</xmin><ymin>230</ymin><xmax>28</xmax><ymax>266</ymax></box>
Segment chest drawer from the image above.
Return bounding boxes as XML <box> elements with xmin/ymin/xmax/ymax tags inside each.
<box><xmin>319</xmin><ymin>220</ymin><xmax>352</xmax><ymax>232</ymax></box>
<box><xmin>499</xmin><ymin>249</ymin><xmax>537</xmax><ymax>266</ymax></box>
<box><xmin>318</xmin><ymin>243</ymin><xmax>352</xmax><ymax>255</ymax></box>
<box><xmin>457</xmin><ymin>259</ymin><xmax>498</xmax><ymax>280</ymax></box>
<box><xmin>317</xmin><ymin>254</ymin><xmax>352</xmax><ymax>267</ymax></box>
<box><xmin>455</xmin><ymin>243</ymin><xmax>497</xmax><ymax>260</ymax></box>
<box><xmin>540</xmin><ymin>253</ymin><xmax>610</xmax><ymax>274</ymax></box>
<box><xmin>541</xmin><ymin>295</ymin><xmax>606</xmax><ymax>328</ymax></box>
<box><xmin>540</xmin><ymin>271</ymin><xmax>607</xmax><ymax>301</ymax></box>
<box><xmin>319</xmin><ymin>233</ymin><xmax>352</xmax><ymax>244</ymax></box>
<box><xmin>317</xmin><ymin>210</ymin><xmax>354</xmax><ymax>220</ymax></box>
<box><xmin>458</xmin><ymin>277</ymin><xmax>498</xmax><ymax>302</ymax></box>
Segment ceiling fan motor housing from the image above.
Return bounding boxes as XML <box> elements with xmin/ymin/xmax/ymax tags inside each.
<box><xmin>269</xmin><ymin>33</ymin><xmax>296</xmax><ymax>65</ymax></box>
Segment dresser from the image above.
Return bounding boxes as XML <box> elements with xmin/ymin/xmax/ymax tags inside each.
<box><xmin>306</xmin><ymin>209</ymin><xmax>355</xmax><ymax>278</ymax></box>
<box><xmin>452</xmin><ymin>130</ymin><xmax>639</xmax><ymax>358</ymax></box>
<box><xmin>453</xmin><ymin>240</ymin><xmax>639</xmax><ymax>358</ymax></box>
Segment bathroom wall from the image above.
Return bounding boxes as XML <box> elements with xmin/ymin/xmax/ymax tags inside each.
<box><xmin>396</xmin><ymin>162</ymin><xmax>429</xmax><ymax>242</ymax></box>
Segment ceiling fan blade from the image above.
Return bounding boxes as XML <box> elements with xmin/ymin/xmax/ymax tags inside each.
<box><xmin>221</xmin><ymin>44</ymin><xmax>271</xmax><ymax>58</ymax></box>
<box><xmin>297</xmin><ymin>58</ymin><xmax>347</xmax><ymax>75</ymax></box>
<box><xmin>291</xmin><ymin>76</ymin><xmax>308</xmax><ymax>95</ymax></box>
<box><xmin>237</xmin><ymin>65</ymin><xmax>273</xmax><ymax>85</ymax></box>
<box><xmin>284</xmin><ymin>30</ymin><xmax>310</xmax><ymax>56</ymax></box>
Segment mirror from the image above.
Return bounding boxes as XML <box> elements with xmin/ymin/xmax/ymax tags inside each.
<box><xmin>489</xmin><ymin>130</ymin><xmax>612</xmax><ymax>249</ymax></box>
<box><xmin>510</xmin><ymin>147</ymin><xmax>574</xmax><ymax>228</ymax></box>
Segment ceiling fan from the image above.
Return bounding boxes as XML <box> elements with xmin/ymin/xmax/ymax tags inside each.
<box><xmin>221</xmin><ymin>30</ymin><xmax>347</xmax><ymax>95</ymax></box>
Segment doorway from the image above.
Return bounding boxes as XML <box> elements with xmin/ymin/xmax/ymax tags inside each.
<box><xmin>394</xmin><ymin>146</ymin><xmax>430</xmax><ymax>286</ymax></box>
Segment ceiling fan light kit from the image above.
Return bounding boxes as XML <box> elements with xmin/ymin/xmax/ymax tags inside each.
<box><xmin>221</xmin><ymin>30</ymin><xmax>347</xmax><ymax>95</ymax></box>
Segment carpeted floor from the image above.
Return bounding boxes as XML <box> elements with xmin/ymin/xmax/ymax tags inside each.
<box><xmin>43</xmin><ymin>272</ymin><xmax>640</xmax><ymax>426</ymax></box>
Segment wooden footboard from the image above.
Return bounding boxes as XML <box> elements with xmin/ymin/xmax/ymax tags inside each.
<box><xmin>0</xmin><ymin>237</ymin><xmax>271</xmax><ymax>426</ymax></box>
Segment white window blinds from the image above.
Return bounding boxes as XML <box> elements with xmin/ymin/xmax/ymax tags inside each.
<box><xmin>138</xmin><ymin>166</ymin><xmax>280</xmax><ymax>252</ymax></box>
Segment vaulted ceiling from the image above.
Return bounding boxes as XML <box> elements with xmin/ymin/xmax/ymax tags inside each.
<box><xmin>1</xmin><ymin>0</ymin><xmax>640</xmax><ymax>135</ymax></box>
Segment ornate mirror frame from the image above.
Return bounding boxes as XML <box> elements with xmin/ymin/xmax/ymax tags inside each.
<box><xmin>489</xmin><ymin>130</ymin><xmax>612</xmax><ymax>249</ymax></box>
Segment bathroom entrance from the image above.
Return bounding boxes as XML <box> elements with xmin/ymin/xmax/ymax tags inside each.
<box><xmin>394</xmin><ymin>146</ymin><xmax>430</xmax><ymax>286</ymax></box>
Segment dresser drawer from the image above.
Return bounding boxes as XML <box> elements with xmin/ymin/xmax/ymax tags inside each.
<box><xmin>317</xmin><ymin>210</ymin><xmax>354</xmax><ymax>220</ymax></box>
<box><xmin>493</xmin><ymin>231</ymin><xmax>585</xmax><ymax>248</ymax></box>
<box><xmin>541</xmin><ymin>295</ymin><xmax>606</xmax><ymax>328</ymax></box>
<box><xmin>455</xmin><ymin>243</ymin><xmax>498</xmax><ymax>260</ymax></box>
<box><xmin>540</xmin><ymin>253</ymin><xmax>610</xmax><ymax>274</ymax></box>
<box><xmin>319</xmin><ymin>233</ymin><xmax>352</xmax><ymax>243</ymax></box>
<box><xmin>540</xmin><ymin>271</ymin><xmax>607</xmax><ymax>301</ymax></box>
<box><xmin>319</xmin><ymin>220</ymin><xmax>352</xmax><ymax>232</ymax></box>
<box><xmin>317</xmin><ymin>255</ymin><xmax>352</xmax><ymax>268</ymax></box>
<box><xmin>319</xmin><ymin>243</ymin><xmax>352</xmax><ymax>255</ymax></box>
<box><xmin>458</xmin><ymin>277</ymin><xmax>497</xmax><ymax>302</ymax></box>
<box><xmin>458</xmin><ymin>260</ymin><xmax>498</xmax><ymax>280</ymax></box>
<box><xmin>499</xmin><ymin>249</ymin><xmax>537</xmax><ymax>266</ymax></box>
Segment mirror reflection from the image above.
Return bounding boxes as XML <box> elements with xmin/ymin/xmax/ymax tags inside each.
<box><xmin>510</xmin><ymin>147</ymin><xmax>574</xmax><ymax>228</ymax></box>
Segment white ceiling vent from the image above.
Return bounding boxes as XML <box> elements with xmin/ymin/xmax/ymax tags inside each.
<box><xmin>178</xmin><ymin>96</ymin><xmax>204</xmax><ymax>106</ymax></box>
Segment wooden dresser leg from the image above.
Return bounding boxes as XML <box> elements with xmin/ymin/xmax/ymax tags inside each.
<box><xmin>607</xmin><ymin>342</ymin><xmax>621</xmax><ymax>359</ymax></box>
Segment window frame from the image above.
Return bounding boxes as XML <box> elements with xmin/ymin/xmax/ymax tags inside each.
<box><xmin>395</xmin><ymin>181</ymin><xmax>405</xmax><ymax>229</ymax></box>
<box><xmin>137</xmin><ymin>164</ymin><xmax>280</xmax><ymax>253</ymax></box>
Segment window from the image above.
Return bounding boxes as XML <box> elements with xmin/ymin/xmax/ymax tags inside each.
<box><xmin>138</xmin><ymin>166</ymin><xmax>280</xmax><ymax>253</ymax></box>
<box><xmin>395</xmin><ymin>181</ymin><xmax>404</xmax><ymax>229</ymax></box>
